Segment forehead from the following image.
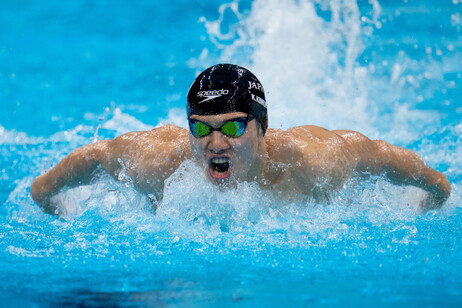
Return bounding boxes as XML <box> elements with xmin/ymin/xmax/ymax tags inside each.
<box><xmin>189</xmin><ymin>112</ymin><xmax>248</xmax><ymax>124</ymax></box>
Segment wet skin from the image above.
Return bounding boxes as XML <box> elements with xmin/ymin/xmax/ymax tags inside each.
<box><xmin>31</xmin><ymin>112</ymin><xmax>451</xmax><ymax>215</ymax></box>
<box><xmin>188</xmin><ymin>112</ymin><xmax>266</xmax><ymax>187</ymax></box>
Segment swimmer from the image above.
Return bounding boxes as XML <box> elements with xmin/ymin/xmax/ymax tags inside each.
<box><xmin>31</xmin><ymin>64</ymin><xmax>451</xmax><ymax>214</ymax></box>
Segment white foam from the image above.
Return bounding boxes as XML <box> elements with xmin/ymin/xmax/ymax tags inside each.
<box><xmin>150</xmin><ymin>159</ymin><xmax>432</xmax><ymax>241</ymax></box>
<box><xmin>6</xmin><ymin>0</ymin><xmax>460</xmax><ymax>246</ymax></box>
<box><xmin>9</xmin><ymin>160</ymin><xmax>456</xmax><ymax>249</ymax></box>
<box><xmin>157</xmin><ymin>107</ymin><xmax>188</xmax><ymax>128</ymax></box>
<box><xmin>0</xmin><ymin>125</ymin><xmax>45</xmax><ymax>145</ymax></box>
<box><xmin>102</xmin><ymin>108</ymin><xmax>154</xmax><ymax>136</ymax></box>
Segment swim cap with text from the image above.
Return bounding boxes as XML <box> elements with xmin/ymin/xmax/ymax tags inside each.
<box><xmin>187</xmin><ymin>64</ymin><xmax>268</xmax><ymax>134</ymax></box>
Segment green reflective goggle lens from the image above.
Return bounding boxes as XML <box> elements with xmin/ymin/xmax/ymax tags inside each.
<box><xmin>189</xmin><ymin>117</ymin><xmax>251</xmax><ymax>138</ymax></box>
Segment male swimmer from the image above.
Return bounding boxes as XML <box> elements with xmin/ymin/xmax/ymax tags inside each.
<box><xmin>31</xmin><ymin>64</ymin><xmax>451</xmax><ymax>215</ymax></box>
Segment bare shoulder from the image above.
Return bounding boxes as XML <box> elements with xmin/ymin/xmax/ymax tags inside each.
<box><xmin>111</xmin><ymin>124</ymin><xmax>189</xmax><ymax>146</ymax></box>
<box><xmin>264</xmin><ymin>125</ymin><xmax>360</xmax><ymax>191</ymax></box>
<box><xmin>109</xmin><ymin>125</ymin><xmax>189</xmax><ymax>154</ymax></box>
<box><xmin>265</xmin><ymin>125</ymin><xmax>347</xmax><ymax>158</ymax></box>
<box><xmin>104</xmin><ymin>124</ymin><xmax>191</xmax><ymax>176</ymax></box>
<box><xmin>267</xmin><ymin>125</ymin><xmax>348</xmax><ymax>142</ymax></box>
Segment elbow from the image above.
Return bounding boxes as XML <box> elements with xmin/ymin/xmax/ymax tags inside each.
<box><xmin>420</xmin><ymin>173</ymin><xmax>451</xmax><ymax>210</ymax></box>
<box><xmin>30</xmin><ymin>175</ymin><xmax>57</xmax><ymax>215</ymax></box>
<box><xmin>30</xmin><ymin>175</ymin><xmax>45</xmax><ymax>205</ymax></box>
<box><xmin>433</xmin><ymin>173</ymin><xmax>451</xmax><ymax>204</ymax></box>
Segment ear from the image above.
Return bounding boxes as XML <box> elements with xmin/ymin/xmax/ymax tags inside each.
<box><xmin>256</xmin><ymin>120</ymin><xmax>265</xmax><ymax>138</ymax></box>
<box><xmin>259</xmin><ymin>115</ymin><xmax>268</xmax><ymax>137</ymax></box>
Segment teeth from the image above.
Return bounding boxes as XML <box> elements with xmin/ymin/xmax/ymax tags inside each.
<box><xmin>210</xmin><ymin>157</ymin><xmax>230</xmax><ymax>173</ymax></box>
<box><xmin>211</xmin><ymin>157</ymin><xmax>230</xmax><ymax>164</ymax></box>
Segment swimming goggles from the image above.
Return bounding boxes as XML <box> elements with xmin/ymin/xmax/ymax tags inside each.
<box><xmin>188</xmin><ymin>116</ymin><xmax>253</xmax><ymax>138</ymax></box>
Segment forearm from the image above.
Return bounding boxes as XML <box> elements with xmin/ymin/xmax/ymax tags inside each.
<box><xmin>390</xmin><ymin>163</ymin><xmax>450</xmax><ymax>209</ymax></box>
<box><xmin>30</xmin><ymin>141</ymin><xmax>108</xmax><ymax>213</ymax></box>
<box><xmin>370</xmin><ymin>141</ymin><xmax>451</xmax><ymax>209</ymax></box>
<box><xmin>417</xmin><ymin>167</ymin><xmax>450</xmax><ymax>209</ymax></box>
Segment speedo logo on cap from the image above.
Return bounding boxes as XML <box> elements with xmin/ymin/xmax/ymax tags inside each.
<box><xmin>197</xmin><ymin>89</ymin><xmax>229</xmax><ymax>104</ymax></box>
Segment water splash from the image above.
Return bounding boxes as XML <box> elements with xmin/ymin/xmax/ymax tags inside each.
<box><xmin>1</xmin><ymin>1</ymin><xmax>461</xmax><ymax>305</ymax></box>
<box><xmin>188</xmin><ymin>0</ymin><xmax>457</xmax><ymax>146</ymax></box>
<box><xmin>3</xmin><ymin>104</ymin><xmax>459</xmax><ymax>247</ymax></box>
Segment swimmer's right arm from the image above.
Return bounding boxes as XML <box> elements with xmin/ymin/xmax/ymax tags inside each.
<box><xmin>31</xmin><ymin>126</ymin><xmax>190</xmax><ymax>214</ymax></box>
<box><xmin>30</xmin><ymin>140</ymin><xmax>110</xmax><ymax>214</ymax></box>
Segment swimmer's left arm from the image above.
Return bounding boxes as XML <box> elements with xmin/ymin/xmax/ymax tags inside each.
<box><xmin>336</xmin><ymin>130</ymin><xmax>451</xmax><ymax>210</ymax></box>
<box><xmin>370</xmin><ymin>140</ymin><xmax>450</xmax><ymax>210</ymax></box>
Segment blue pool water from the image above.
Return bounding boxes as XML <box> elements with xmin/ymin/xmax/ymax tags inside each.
<box><xmin>1</xmin><ymin>0</ymin><xmax>461</xmax><ymax>306</ymax></box>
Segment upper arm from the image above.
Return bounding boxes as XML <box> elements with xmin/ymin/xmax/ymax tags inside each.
<box><xmin>334</xmin><ymin>129</ymin><xmax>451</xmax><ymax>208</ymax></box>
<box><xmin>282</xmin><ymin>126</ymin><xmax>423</xmax><ymax>186</ymax></box>
<box><xmin>37</xmin><ymin>140</ymin><xmax>110</xmax><ymax>186</ymax></box>
<box><xmin>335</xmin><ymin>129</ymin><xmax>433</xmax><ymax>179</ymax></box>
<box><xmin>332</xmin><ymin>129</ymin><xmax>386</xmax><ymax>173</ymax></box>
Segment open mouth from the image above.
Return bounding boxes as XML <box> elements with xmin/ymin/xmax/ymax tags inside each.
<box><xmin>208</xmin><ymin>157</ymin><xmax>231</xmax><ymax>180</ymax></box>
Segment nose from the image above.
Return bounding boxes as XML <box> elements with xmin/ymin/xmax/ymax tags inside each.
<box><xmin>208</xmin><ymin>131</ymin><xmax>230</xmax><ymax>154</ymax></box>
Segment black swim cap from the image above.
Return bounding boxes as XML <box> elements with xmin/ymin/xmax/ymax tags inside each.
<box><xmin>187</xmin><ymin>64</ymin><xmax>268</xmax><ymax>134</ymax></box>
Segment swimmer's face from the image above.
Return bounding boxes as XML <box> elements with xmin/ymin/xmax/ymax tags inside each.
<box><xmin>188</xmin><ymin>112</ymin><xmax>265</xmax><ymax>186</ymax></box>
